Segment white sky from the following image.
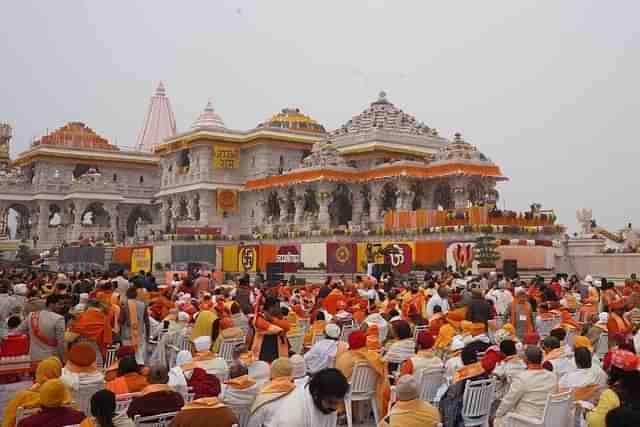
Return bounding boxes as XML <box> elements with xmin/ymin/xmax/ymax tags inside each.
<box><xmin>1</xmin><ymin>1</ymin><xmax>639</xmax><ymax>233</ymax></box>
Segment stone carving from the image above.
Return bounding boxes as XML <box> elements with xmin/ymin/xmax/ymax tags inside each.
<box><xmin>302</xmin><ymin>138</ymin><xmax>347</xmax><ymax>168</ymax></box>
<box><xmin>576</xmin><ymin>209</ymin><xmax>593</xmax><ymax>235</ymax></box>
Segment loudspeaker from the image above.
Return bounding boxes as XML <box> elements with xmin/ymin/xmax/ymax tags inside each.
<box><xmin>372</xmin><ymin>263</ymin><xmax>391</xmax><ymax>280</ymax></box>
<box><xmin>503</xmin><ymin>259</ymin><xmax>518</xmax><ymax>279</ymax></box>
<box><xmin>267</xmin><ymin>263</ymin><xmax>284</xmax><ymax>275</ymax></box>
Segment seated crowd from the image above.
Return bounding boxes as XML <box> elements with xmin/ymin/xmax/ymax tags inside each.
<box><xmin>1</xmin><ymin>268</ymin><xmax>640</xmax><ymax>427</ymax></box>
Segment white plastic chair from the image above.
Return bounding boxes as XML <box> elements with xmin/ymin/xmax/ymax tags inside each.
<box><xmin>595</xmin><ymin>333</ymin><xmax>608</xmax><ymax>359</ymax></box>
<box><xmin>297</xmin><ymin>318</ymin><xmax>310</xmax><ymax>334</ymax></box>
<box><xmin>73</xmin><ymin>381</ymin><xmax>105</xmax><ymax>415</ymax></box>
<box><xmin>228</xmin><ymin>404</ymin><xmax>251</xmax><ymax>427</ymax></box>
<box><xmin>103</xmin><ymin>345</ymin><xmax>119</xmax><ymax>371</ymax></box>
<box><xmin>181</xmin><ymin>386</ymin><xmax>196</xmax><ymax>404</ymax></box>
<box><xmin>538</xmin><ymin>319</ymin><xmax>555</xmax><ymax>338</ymax></box>
<box><xmin>565</xmin><ymin>329</ymin><xmax>577</xmax><ymax>347</ymax></box>
<box><xmin>502</xmin><ymin>390</ymin><xmax>572</xmax><ymax>427</ymax></box>
<box><xmin>115</xmin><ymin>392</ymin><xmax>142</xmax><ymax>414</ymax></box>
<box><xmin>417</xmin><ymin>367</ymin><xmax>446</xmax><ymax>404</ymax></box>
<box><xmin>340</xmin><ymin>325</ymin><xmax>356</xmax><ymax>343</ymax></box>
<box><xmin>16</xmin><ymin>407</ymin><xmax>40</xmax><ymax>424</ymax></box>
<box><xmin>344</xmin><ymin>362</ymin><xmax>379</xmax><ymax>427</ymax></box>
<box><xmin>460</xmin><ymin>378</ymin><xmax>495</xmax><ymax>426</ymax></box>
<box><xmin>133</xmin><ymin>411</ymin><xmax>178</xmax><ymax>427</ymax></box>
<box><xmin>219</xmin><ymin>337</ymin><xmax>246</xmax><ymax>364</ymax></box>
<box><xmin>288</xmin><ymin>333</ymin><xmax>304</xmax><ymax>354</ymax></box>
<box><xmin>311</xmin><ymin>333</ymin><xmax>324</xmax><ymax>346</ymax></box>
<box><xmin>413</xmin><ymin>325</ymin><xmax>429</xmax><ymax>338</ymax></box>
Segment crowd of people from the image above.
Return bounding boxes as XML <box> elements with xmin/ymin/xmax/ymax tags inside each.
<box><xmin>1</xmin><ymin>267</ymin><xmax>640</xmax><ymax>427</ymax></box>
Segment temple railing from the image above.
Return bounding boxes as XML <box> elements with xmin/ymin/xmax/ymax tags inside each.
<box><xmin>383</xmin><ymin>207</ymin><xmax>559</xmax><ymax>232</ymax></box>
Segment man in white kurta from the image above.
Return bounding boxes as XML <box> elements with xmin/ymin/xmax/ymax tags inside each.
<box><xmin>495</xmin><ymin>346</ymin><xmax>558</xmax><ymax>427</ymax></box>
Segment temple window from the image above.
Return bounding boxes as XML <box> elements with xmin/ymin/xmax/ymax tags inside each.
<box><xmin>113</xmin><ymin>174</ymin><xmax>117</xmax><ymax>182</ymax></box>
<box><xmin>177</xmin><ymin>149</ymin><xmax>191</xmax><ymax>174</ymax></box>
<box><xmin>251</xmin><ymin>156</ymin><xmax>255</xmax><ymax>167</ymax></box>
<box><xmin>278</xmin><ymin>155</ymin><xmax>284</xmax><ymax>175</ymax></box>
<box><xmin>139</xmin><ymin>175</ymin><xmax>144</xmax><ymax>183</ymax></box>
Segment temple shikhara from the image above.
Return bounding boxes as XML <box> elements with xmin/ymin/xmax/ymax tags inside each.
<box><xmin>0</xmin><ymin>84</ymin><xmax>564</xmax><ymax>274</ymax></box>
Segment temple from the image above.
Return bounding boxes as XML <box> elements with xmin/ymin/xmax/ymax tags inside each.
<box><xmin>0</xmin><ymin>86</ymin><xmax>563</xmax><ymax>273</ymax></box>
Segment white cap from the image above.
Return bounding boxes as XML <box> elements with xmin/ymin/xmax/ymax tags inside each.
<box><xmin>585</xmin><ymin>275</ymin><xmax>593</xmax><ymax>283</ymax></box>
<box><xmin>13</xmin><ymin>284</ymin><xmax>28</xmax><ymax>296</ymax></box>
<box><xmin>177</xmin><ymin>311</ymin><xmax>190</xmax><ymax>322</ymax></box>
<box><xmin>599</xmin><ymin>312</ymin><xmax>609</xmax><ymax>324</ymax></box>
<box><xmin>79</xmin><ymin>293</ymin><xmax>89</xmax><ymax>301</ymax></box>
<box><xmin>194</xmin><ymin>335</ymin><xmax>212</xmax><ymax>352</ymax></box>
<box><xmin>324</xmin><ymin>323</ymin><xmax>341</xmax><ymax>339</ymax></box>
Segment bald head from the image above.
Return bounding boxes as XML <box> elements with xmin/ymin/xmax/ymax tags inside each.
<box><xmin>396</xmin><ymin>375</ymin><xmax>419</xmax><ymax>401</ymax></box>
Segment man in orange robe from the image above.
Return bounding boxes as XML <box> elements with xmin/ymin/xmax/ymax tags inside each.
<box><xmin>69</xmin><ymin>300</ymin><xmax>112</xmax><ymax>358</ymax></box>
<box><xmin>251</xmin><ymin>296</ymin><xmax>291</xmax><ymax>363</ymax></box>
<box><xmin>608</xmin><ymin>299</ymin><xmax>632</xmax><ymax>337</ymax></box>
<box><xmin>321</xmin><ymin>286</ymin><xmax>346</xmax><ymax>315</ymax></box>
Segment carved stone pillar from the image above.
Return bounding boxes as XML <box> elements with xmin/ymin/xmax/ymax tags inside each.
<box><xmin>317</xmin><ymin>183</ymin><xmax>333</xmax><ymax>229</ymax></box>
<box><xmin>368</xmin><ymin>181</ymin><xmax>384</xmax><ymax>224</ymax></box>
<box><xmin>278</xmin><ymin>190</ymin><xmax>288</xmax><ymax>224</ymax></box>
<box><xmin>294</xmin><ymin>189</ymin><xmax>305</xmax><ymax>225</ymax></box>
<box><xmin>0</xmin><ymin>205</ymin><xmax>8</xmax><ymax>238</ymax></box>
<box><xmin>351</xmin><ymin>184</ymin><xmax>364</xmax><ymax>225</ymax></box>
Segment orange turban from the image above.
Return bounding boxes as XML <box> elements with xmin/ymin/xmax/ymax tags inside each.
<box><xmin>220</xmin><ymin>317</ymin><xmax>234</xmax><ymax>329</ymax></box>
<box><xmin>66</xmin><ymin>342</ymin><xmax>96</xmax><ymax>368</ymax></box>
<box><xmin>366</xmin><ymin>324</ymin><xmax>381</xmax><ymax>350</ymax></box>
<box><xmin>574</xmin><ymin>336</ymin><xmax>592</xmax><ymax>351</ymax></box>
<box><xmin>609</xmin><ymin>299</ymin><xmax>626</xmax><ymax>310</ymax></box>
<box><xmin>435</xmin><ymin>324</ymin><xmax>455</xmax><ymax>349</ymax></box>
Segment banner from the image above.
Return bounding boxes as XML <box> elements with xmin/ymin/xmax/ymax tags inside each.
<box><xmin>131</xmin><ymin>247</ymin><xmax>152</xmax><ymax>273</ymax></box>
<box><xmin>276</xmin><ymin>244</ymin><xmax>300</xmax><ymax>273</ymax></box>
<box><xmin>238</xmin><ymin>246</ymin><xmax>259</xmax><ymax>272</ymax></box>
<box><xmin>381</xmin><ymin>241</ymin><xmax>414</xmax><ymax>274</ymax></box>
<box><xmin>327</xmin><ymin>243</ymin><xmax>357</xmax><ymax>274</ymax></box>
<box><xmin>217</xmin><ymin>190</ymin><xmax>238</xmax><ymax>214</ymax></box>
<box><xmin>213</xmin><ymin>145</ymin><xmax>240</xmax><ymax>169</ymax></box>
<box><xmin>446</xmin><ymin>242</ymin><xmax>476</xmax><ymax>273</ymax></box>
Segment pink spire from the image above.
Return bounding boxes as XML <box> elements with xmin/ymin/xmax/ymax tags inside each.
<box><xmin>136</xmin><ymin>81</ymin><xmax>177</xmax><ymax>152</ymax></box>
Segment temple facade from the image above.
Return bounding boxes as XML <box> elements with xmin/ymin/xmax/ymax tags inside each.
<box><xmin>158</xmin><ymin>91</ymin><xmax>505</xmax><ymax>239</ymax></box>
<box><xmin>0</xmin><ymin>85</ymin><xmax>559</xmax><ymax>250</ymax></box>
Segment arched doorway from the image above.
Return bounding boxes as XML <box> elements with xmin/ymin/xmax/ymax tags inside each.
<box><xmin>434</xmin><ymin>183</ymin><xmax>453</xmax><ymax>209</ymax></box>
<box><xmin>266</xmin><ymin>191</ymin><xmax>280</xmax><ymax>222</ymax></box>
<box><xmin>7</xmin><ymin>204</ymin><xmax>31</xmax><ymax>240</ymax></box>
<box><xmin>381</xmin><ymin>182</ymin><xmax>398</xmax><ymax>212</ymax></box>
<box><xmin>126</xmin><ymin>207</ymin><xmax>153</xmax><ymax>237</ymax></box>
<box><xmin>48</xmin><ymin>204</ymin><xmax>62</xmax><ymax>226</ymax></box>
<box><xmin>81</xmin><ymin>202</ymin><xmax>110</xmax><ymax>226</ymax></box>
<box><xmin>329</xmin><ymin>184</ymin><xmax>352</xmax><ymax>227</ymax></box>
<box><xmin>411</xmin><ymin>182</ymin><xmax>425</xmax><ymax>210</ymax></box>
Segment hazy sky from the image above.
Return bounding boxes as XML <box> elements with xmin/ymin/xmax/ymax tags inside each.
<box><xmin>2</xmin><ymin>1</ymin><xmax>639</xmax><ymax>233</ymax></box>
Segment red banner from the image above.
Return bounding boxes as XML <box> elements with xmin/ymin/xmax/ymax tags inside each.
<box><xmin>327</xmin><ymin>243</ymin><xmax>357</xmax><ymax>274</ymax></box>
<box><xmin>382</xmin><ymin>243</ymin><xmax>414</xmax><ymax>274</ymax></box>
<box><xmin>276</xmin><ymin>245</ymin><xmax>300</xmax><ymax>273</ymax></box>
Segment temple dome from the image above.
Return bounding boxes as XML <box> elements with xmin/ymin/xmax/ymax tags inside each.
<box><xmin>434</xmin><ymin>133</ymin><xmax>491</xmax><ymax>163</ymax></box>
<box><xmin>191</xmin><ymin>101</ymin><xmax>226</xmax><ymax>130</ymax></box>
<box><xmin>258</xmin><ymin>108</ymin><xmax>326</xmax><ymax>134</ymax></box>
<box><xmin>332</xmin><ymin>91</ymin><xmax>437</xmax><ymax>137</ymax></box>
<box><xmin>34</xmin><ymin>122</ymin><xmax>118</xmax><ymax>151</ymax></box>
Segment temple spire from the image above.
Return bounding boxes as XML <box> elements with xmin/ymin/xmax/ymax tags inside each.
<box><xmin>136</xmin><ymin>81</ymin><xmax>177</xmax><ymax>152</ymax></box>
